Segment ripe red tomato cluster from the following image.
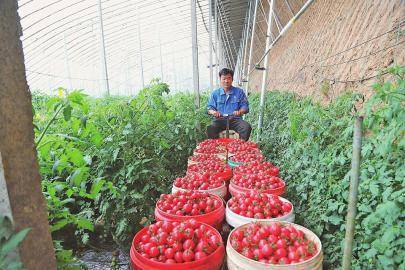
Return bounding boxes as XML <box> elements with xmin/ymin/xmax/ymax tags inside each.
<box><xmin>229</xmin><ymin>222</ymin><xmax>317</xmax><ymax>265</ymax></box>
<box><xmin>136</xmin><ymin>219</ymin><xmax>223</xmax><ymax>263</ymax></box>
<box><xmin>187</xmin><ymin>161</ymin><xmax>229</xmax><ymax>175</ymax></box>
<box><xmin>174</xmin><ymin>173</ymin><xmax>223</xmax><ymax>190</ymax></box>
<box><xmin>227</xmin><ymin>139</ymin><xmax>258</xmax><ymax>153</ymax></box>
<box><xmin>234</xmin><ymin>161</ymin><xmax>279</xmax><ymax>176</ymax></box>
<box><xmin>188</xmin><ymin>154</ymin><xmax>223</xmax><ymax>164</ymax></box>
<box><xmin>230</xmin><ymin>150</ymin><xmax>264</xmax><ymax>163</ymax></box>
<box><xmin>228</xmin><ymin>192</ymin><xmax>292</xmax><ymax>219</ymax></box>
<box><xmin>157</xmin><ymin>191</ymin><xmax>222</xmax><ymax>216</ymax></box>
<box><xmin>195</xmin><ymin>139</ymin><xmax>226</xmax><ymax>154</ymax></box>
<box><xmin>232</xmin><ymin>173</ymin><xmax>284</xmax><ymax>191</ymax></box>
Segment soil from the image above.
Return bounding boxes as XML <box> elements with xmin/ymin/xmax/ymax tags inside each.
<box><xmin>78</xmin><ymin>248</ymin><xmax>130</xmax><ymax>270</ymax></box>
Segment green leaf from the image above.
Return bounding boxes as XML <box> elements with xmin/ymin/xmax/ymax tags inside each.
<box><xmin>66</xmin><ymin>189</ymin><xmax>74</xmax><ymax>197</ymax></box>
<box><xmin>68</xmin><ymin>169</ymin><xmax>83</xmax><ymax>187</ymax></box>
<box><xmin>382</xmin><ymin>227</ymin><xmax>399</xmax><ymax>243</ymax></box>
<box><xmin>126</xmin><ymin>165</ymin><xmax>135</xmax><ymax>178</ymax></box>
<box><xmin>365</xmin><ymin>248</ymin><xmax>378</xmax><ymax>258</ymax></box>
<box><xmin>60</xmin><ymin>198</ymin><xmax>75</xmax><ymax>205</ymax></box>
<box><xmin>116</xmin><ymin>218</ymin><xmax>127</xmax><ymax>236</ymax></box>
<box><xmin>77</xmin><ymin>219</ymin><xmax>94</xmax><ymax>232</ymax></box>
<box><xmin>63</xmin><ymin>105</ymin><xmax>72</xmax><ymax>121</ymax></box>
<box><xmin>51</xmin><ymin>220</ymin><xmax>69</xmax><ymax>232</ymax></box>
<box><xmin>1</xmin><ymin>260</ymin><xmax>23</xmax><ymax>270</ymax></box>
<box><xmin>67</xmin><ymin>90</ymin><xmax>87</xmax><ymax>105</ymax></box>
<box><xmin>132</xmin><ymin>193</ymin><xmax>144</xmax><ymax>199</ymax></box>
<box><xmin>52</xmin><ymin>159</ymin><xmax>60</xmax><ymax>173</ymax></box>
<box><xmin>91</xmin><ymin>131</ymin><xmax>103</xmax><ymax>147</ymax></box>
<box><xmin>1</xmin><ymin>228</ymin><xmax>31</xmax><ymax>254</ymax></box>
<box><xmin>160</xmin><ymin>139</ymin><xmax>170</xmax><ymax>149</ymax></box>
<box><xmin>68</xmin><ymin>148</ymin><xmax>84</xmax><ymax>166</ymax></box>
<box><xmin>328</xmin><ymin>215</ymin><xmax>343</xmax><ymax>225</ymax></box>
<box><xmin>369</xmin><ymin>182</ymin><xmax>379</xmax><ymax>196</ymax></box>
<box><xmin>82</xmin><ymin>233</ymin><xmax>89</xmax><ymax>244</ymax></box>
<box><xmin>90</xmin><ymin>179</ymin><xmax>105</xmax><ymax>197</ymax></box>
<box><xmin>113</xmin><ymin>148</ymin><xmax>120</xmax><ymax>161</ymax></box>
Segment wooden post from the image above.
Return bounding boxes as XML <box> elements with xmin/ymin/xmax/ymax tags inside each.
<box><xmin>342</xmin><ymin>117</ymin><xmax>363</xmax><ymax>269</ymax></box>
<box><xmin>0</xmin><ymin>1</ymin><xmax>57</xmax><ymax>268</ymax></box>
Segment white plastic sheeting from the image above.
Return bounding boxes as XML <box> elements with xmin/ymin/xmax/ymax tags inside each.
<box><xmin>18</xmin><ymin>0</ymin><xmax>239</xmax><ymax>96</ymax></box>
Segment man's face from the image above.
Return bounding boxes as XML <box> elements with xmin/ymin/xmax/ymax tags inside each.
<box><xmin>220</xmin><ymin>74</ymin><xmax>233</xmax><ymax>90</ymax></box>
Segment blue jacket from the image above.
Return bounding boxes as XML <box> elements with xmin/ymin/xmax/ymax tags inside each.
<box><xmin>207</xmin><ymin>86</ymin><xmax>249</xmax><ymax>118</ymax></box>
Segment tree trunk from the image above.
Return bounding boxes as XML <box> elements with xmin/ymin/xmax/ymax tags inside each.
<box><xmin>0</xmin><ymin>1</ymin><xmax>57</xmax><ymax>269</ymax></box>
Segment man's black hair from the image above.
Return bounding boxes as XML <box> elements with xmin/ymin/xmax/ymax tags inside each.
<box><xmin>219</xmin><ymin>68</ymin><xmax>234</xmax><ymax>78</ymax></box>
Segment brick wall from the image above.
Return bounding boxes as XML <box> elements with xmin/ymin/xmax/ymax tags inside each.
<box><xmin>243</xmin><ymin>0</ymin><xmax>404</xmax><ymax>102</ymax></box>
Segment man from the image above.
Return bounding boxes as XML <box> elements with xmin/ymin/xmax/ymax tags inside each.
<box><xmin>206</xmin><ymin>68</ymin><xmax>252</xmax><ymax>141</ymax></box>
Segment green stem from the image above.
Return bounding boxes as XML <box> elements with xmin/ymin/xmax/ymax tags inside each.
<box><xmin>36</xmin><ymin>103</ymin><xmax>64</xmax><ymax>146</ymax></box>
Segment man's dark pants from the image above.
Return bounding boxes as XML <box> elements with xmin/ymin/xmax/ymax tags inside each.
<box><xmin>206</xmin><ymin>118</ymin><xmax>252</xmax><ymax>141</ymax></box>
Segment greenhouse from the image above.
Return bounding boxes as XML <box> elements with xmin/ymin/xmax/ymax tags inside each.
<box><xmin>0</xmin><ymin>0</ymin><xmax>404</xmax><ymax>269</ymax></box>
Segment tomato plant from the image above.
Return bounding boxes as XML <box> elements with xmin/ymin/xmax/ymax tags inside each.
<box><xmin>32</xmin><ymin>82</ymin><xmax>211</xmax><ymax>259</ymax></box>
<box><xmin>246</xmin><ymin>66</ymin><xmax>404</xmax><ymax>269</ymax></box>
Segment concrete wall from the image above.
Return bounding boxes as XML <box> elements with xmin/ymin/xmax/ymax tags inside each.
<box><xmin>244</xmin><ymin>0</ymin><xmax>404</xmax><ymax>102</ymax></box>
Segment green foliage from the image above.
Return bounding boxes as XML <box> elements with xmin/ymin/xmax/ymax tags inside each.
<box><xmin>53</xmin><ymin>241</ymin><xmax>85</xmax><ymax>270</ymax></box>
<box><xmin>247</xmin><ymin>66</ymin><xmax>404</xmax><ymax>269</ymax></box>
<box><xmin>0</xmin><ymin>216</ymin><xmax>30</xmax><ymax>270</ymax></box>
<box><xmin>35</xmin><ymin>90</ymin><xmax>102</xmax><ymax>238</ymax></box>
<box><xmin>33</xmin><ymin>82</ymin><xmax>210</xmax><ymax>255</ymax></box>
<box><xmin>87</xmin><ymin>83</ymin><xmax>209</xmax><ymax>243</ymax></box>
<box><xmin>34</xmin><ymin>89</ymin><xmax>109</xmax><ymax>267</ymax></box>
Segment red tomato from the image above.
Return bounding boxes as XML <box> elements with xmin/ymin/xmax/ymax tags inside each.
<box><xmin>182</xmin><ymin>249</ymin><xmax>195</xmax><ymax>262</ymax></box>
<box><xmin>194</xmin><ymin>251</ymin><xmax>207</xmax><ymax>260</ymax></box>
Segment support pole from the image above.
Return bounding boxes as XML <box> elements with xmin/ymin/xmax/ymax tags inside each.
<box><xmin>124</xmin><ymin>42</ymin><xmax>131</xmax><ymax>95</ymax></box>
<box><xmin>342</xmin><ymin>117</ymin><xmax>363</xmax><ymax>270</ymax></box>
<box><xmin>239</xmin><ymin>0</ymin><xmax>252</xmax><ymax>84</ymax></box>
<box><xmin>242</xmin><ymin>0</ymin><xmax>252</xmax><ymax>82</ymax></box>
<box><xmin>236</xmin><ymin>14</ymin><xmax>247</xmax><ymax>85</ymax></box>
<box><xmin>191</xmin><ymin>0</ymin><xmax>200</xmax><ymax>108</ymax></box>
<box><xmin>217</xmin><ymin>2</ymin><xmax>236</xmax><ymax>68</ymax></box>
<box><xmin>137</xmin><ymin>17</ymin><xmax>144</xmax><ymax>89</ymax></box>
<box><xmin>214</xmin><ymin>0</ymin><xmax>219</xmax><ymax>87</ymax></box>
<box><xmin>123</xmin><ymin>24</ymin><xmax>131</xmax><ymax>95</ymax></box>
<box><xmin>172</xmin><ymin>53</ymin><xmax>178</xmax><ymax>90</ymax></box>
<box><xmin>245</xmin><ymin>0</ymin><xmax>259</xmax><ymax>95</ymax></box>
<box><xmin>208</xmin><ymin>0</ymin><xmax>213</xmax><ymax>91</ymax></box>
<box><xmin>284</xmin><ymin>0</ymin><xmax>294</xmax><ymax>15</ymax></box>
<box><xmin>97</xmin><ymin>0</ymin><xmax>110</xmax><ymax>95</ymax></box>
<box><xmin>158</xmin><ymin>28</ymin><xmax>164</xmax><ymax>82</ymax></box>
<box><xmin>257</xmin><ymin>0</ymin><xmax>274</xmax><ymax>141</ymax></box>
<box><xmin>254</xmin><ymin>0</ymin><xmax>315</xmax><ymax>66</ymax></box>
<box><xmin>63</xmin><ymin>33</ymin><xmax>73</xmax><ymax>90</ymax></box>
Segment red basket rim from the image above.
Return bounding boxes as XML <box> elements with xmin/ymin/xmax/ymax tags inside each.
<box><xmin>131</xmin><ymin>222</ymin><xmax>224</xmax><ymax>267</ymax></box>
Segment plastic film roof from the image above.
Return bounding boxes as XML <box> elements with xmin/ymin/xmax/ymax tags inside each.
<box><xmin>18</xmin><ymin>0</ymin><xmax>250</xmax><ymax>96</ymax></box>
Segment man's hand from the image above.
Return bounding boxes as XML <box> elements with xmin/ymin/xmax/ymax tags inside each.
<box><xmin>233</xmin><ymin>108</ymin><xmax>247</xmax><ymax>117</ymax></box>
<box><xmin>233</xmin><ymin>110</ymin><xmax>242</xmax><ymax>117</ymax></box>
<box><xmin>208</xmin><ymin>109</ymin><xmax>221</xmax><ymax>118</ymax></box>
